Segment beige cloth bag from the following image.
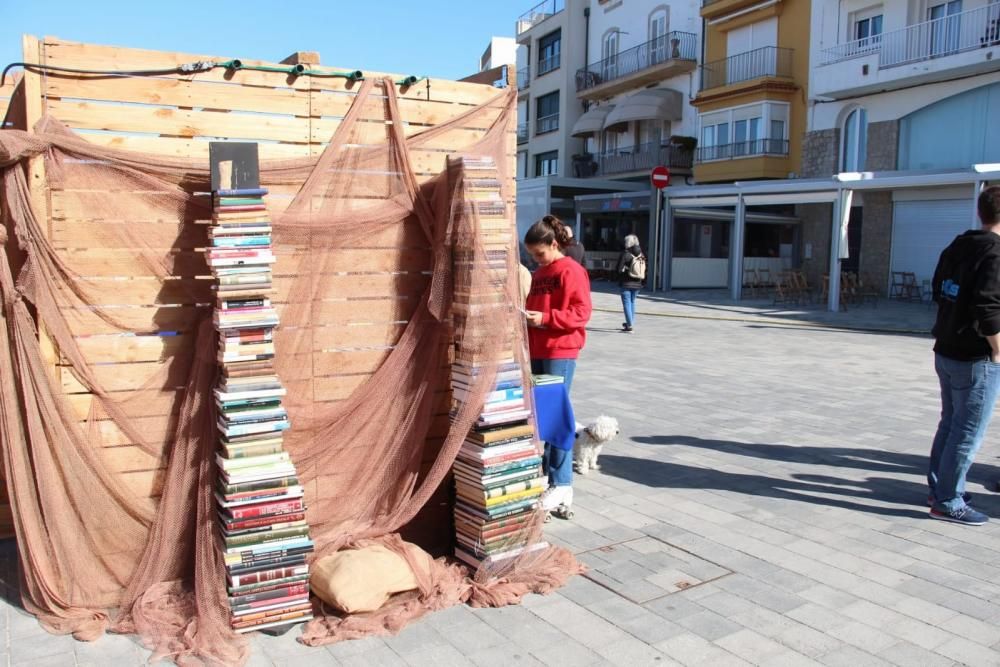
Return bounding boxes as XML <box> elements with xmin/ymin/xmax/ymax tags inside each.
<box><xmin>311</xmin><ymin>543</ymin><xmax>433</xmax><ymax>614</ymax></box>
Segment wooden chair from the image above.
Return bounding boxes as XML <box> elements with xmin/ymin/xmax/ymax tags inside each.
<box><xmin>743</xmin><ymin>267</ymin><xmax>759</xmax><ymax>298</ymax></box>
<box><xmin>890</xmin><ymin>271</ymin><xmax>921</xmax><ymax>301</ymax></box>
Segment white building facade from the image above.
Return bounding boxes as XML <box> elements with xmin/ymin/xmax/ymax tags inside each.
<box><xmin>804</xmin><ymin>0</ymin><xmax>1000</xmax><ymax>289</ymax></box>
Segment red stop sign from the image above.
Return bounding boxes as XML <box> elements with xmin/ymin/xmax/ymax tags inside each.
<box><xmin>651</xmin><ymin>165</ymin><xmax>671</xmax><ymax>189</ymax></box>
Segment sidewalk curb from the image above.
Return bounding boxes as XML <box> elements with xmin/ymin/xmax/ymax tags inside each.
<box><xmin>592</xmin><ymin>306</ymin><xmax>931</xmax><ymax>336</ymax></box>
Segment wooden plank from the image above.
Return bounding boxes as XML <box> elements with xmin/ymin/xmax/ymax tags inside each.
<box><xmin>54</xmin><ymin>247</ymin><xmax>430</xmax><ymax>278</ymax></box>
<box><xmin>43</xmin><ymin>75</ymin><xmax>502</xmax><ymax>133</ymax></box>
<box><xmin>97</xmin><ymin>445</ymin><xmax>164</xmax><ymax>474</ymax></box>
<box><xmin>73</xmin><ymin>132</ymin><xmax>312</xmax><ymax>159</ymax></box>
<box><xmin>66</xmin><ymin>389</ymin><xmax>183</xmax><ymax>420</ymax></box>
<box><xmin>59</xmin><ymin>361</ymin><xmax>187</xmax><ymax>394</ymax></box>
<box><xmin>47</xmin><ymin>99</ymin><xmax>311</xmax><ymax>144</ymax></box>
<box><xmin>45</xmin><ymin>74</ymin><xmax>310</xmax><ymax>116</ymax></box>
<box><xmin>50</xmin><ymin>215</ymin><xmax>429</xmax><ymax>250</ymax></box>
<box><xmin>40</xmin><ymin>273</ymin><xmax>427</xmax><ymax>306</ymax></box>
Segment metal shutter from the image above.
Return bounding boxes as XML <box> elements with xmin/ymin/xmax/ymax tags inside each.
<box><xmin>890</xmin><ymin>199</ymin><xmax>974</xmax><ymax>285</ymax></box>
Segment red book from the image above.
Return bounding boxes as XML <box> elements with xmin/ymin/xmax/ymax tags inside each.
<box><xmin>208</xmin><ymin>248</ymin><xmax>272</xmax><ymax>259</ymax></box>
<box><xmin>228</xmin><ymin>564</ymin><xmax>309</xmax><ymax>587</ymax></box>
<box><xmin>224</xmin><ymin>498</ymin><xmax>304</xmax><ymax>520</ymax></box>
<box><xmin>215</xmin><ymin>205</ymin><xmax>268</xmax><ymax>212</ymax></box>
<box><xmin>232</xmin><ymin>592</ymin><xmax>310</xmax><ymax>612</ymax></box>
<box><xmin>225</xmin><ymin>512</ymin><xmax>306</xmax><ymax>532</ymax></box>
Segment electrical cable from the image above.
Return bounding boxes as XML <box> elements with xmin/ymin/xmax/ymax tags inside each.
<box><xmin>3</xmin><ymin>60</ymin><xmax>423</xmax><ymax>88</ymax></box>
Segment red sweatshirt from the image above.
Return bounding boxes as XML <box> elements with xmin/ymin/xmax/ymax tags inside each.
<box><xmin>526</xmin><ymin>257</ymin><xmax>593</xmax><ymax>360</ymax></box>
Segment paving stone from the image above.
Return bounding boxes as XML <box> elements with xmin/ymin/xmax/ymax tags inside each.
<box><xmin>875</xmin><ymin>642</ymin><xmax>957</xmax><ymax>667</ymax></box>
<box><xmin>674</xmin><ymin>610</ymin><xmax>743</xmax><ymax>642</ymax></box>
<box><xmin>338</xmin><ymin>645</ymin><xmax>408</xmax><ymax>667</ymax></box>
<box><xmin>933</xmin><ymin>636</ymin><xmax>1000</xmax><ymax>665</ymax></box>
<box><xmin>818</xmin><ymin>645</ymin><xmax>895</xmax><ymax>667</ymax></box>
<box><xmin>469</xmin><ymin>644</ymin><xmax>545</xmax><ymax>667</ymax></box>
<box><xmin>12</xmin><ymin>653</ymin><xmax>76</xmax><ymax>667</ymax></box>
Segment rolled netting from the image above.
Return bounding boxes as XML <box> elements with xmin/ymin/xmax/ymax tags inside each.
<box><xmin>0</xmin><ymin>76</ymin><xmax>583</xmax><ymax>665</ymax></box>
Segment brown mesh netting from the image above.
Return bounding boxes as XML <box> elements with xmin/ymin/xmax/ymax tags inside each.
<box><xmin>0</xmin><ymin>77</ymin><xmax>583</xmax><ymax>666</ymax></box>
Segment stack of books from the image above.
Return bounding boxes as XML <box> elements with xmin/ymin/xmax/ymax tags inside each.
<box><xmin>208</xmin><ymin>187</ymin><xmax>314</xmax><ymax>633</ymax></box>
<box><xmin>448</xmin><ymin>155</ymin><xmax>547</xmax><ymax>569</ymax></box>
<box><xmin>531</xmin><ymin>374</ymin><xmax>564</xmax><ymax>387</ymax></box>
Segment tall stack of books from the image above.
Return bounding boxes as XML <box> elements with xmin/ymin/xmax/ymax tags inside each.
<box><xmin>209</xmin><ymin>187</ymin><xmax>315</xmax><ymax>633</ymax></box>
<box><xmin>449</xmin><ymin>155</ymin><xmax>548</xmax><ymax>569</ymax></box>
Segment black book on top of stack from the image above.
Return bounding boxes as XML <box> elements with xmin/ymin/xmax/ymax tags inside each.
<box><xmin>448</xmin><ymin>155</ymin><xmax>547</xmax><ymax>569</ymax></box>
<box><xmin>208</xmin><ymin>143</ymin><xmax>314</xmax><ymax>634</ymax></box>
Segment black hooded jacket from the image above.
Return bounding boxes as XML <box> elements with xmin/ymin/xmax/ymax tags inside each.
<box><xmin>616</xmin><ymin>245</ymin><xmax>644</xmax><ymax>290</ymax></box>
<box><xmin>932</xmin><ymin>229</ymin><xmax>1000</xmax><ymax>360</ymax></box>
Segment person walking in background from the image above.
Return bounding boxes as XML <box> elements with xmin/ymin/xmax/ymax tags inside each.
<box><xmin>616</xmin><ymin>234</ymin><xmax>646</xmax><ymax>333</ymax></box>
<box><xmin>926</xmin><ymin>186</ymin><xmax>1000</xmax><ymax>526</ymax></box>
<box><xmin>522</xmin><ymin>215</ymin><xmax>592</xmax><ymax>514</ymax></box>
<box><xmin>562</xmin><ymin>224</ymin><xmax>586</xmax><ymax>267</ymax></box>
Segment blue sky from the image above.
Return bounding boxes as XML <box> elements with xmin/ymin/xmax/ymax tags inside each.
<box><xmin>1</xmin><ymin>1</ymin><xmax>518</xmax><ymax>82</ymax></box>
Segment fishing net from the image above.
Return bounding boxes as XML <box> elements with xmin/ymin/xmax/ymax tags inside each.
<box><xmin>0</xmin><ymin>76</ymin><xmax>583</xmax><ymax>666</ymax></box>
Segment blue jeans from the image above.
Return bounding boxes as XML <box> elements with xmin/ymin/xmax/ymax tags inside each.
<box><xmin>532</xmin><ymin>358</ymin><xmax>576</xmax><ymax>487</ymax></box>
<box><xmin>621</xmin><ymin>288</ymin><xmax>639</xmax><ymax>327</ymax></box>
<box><xmin>928</xmin><ymin>353</ymin><xmax>1000</xmax><ymax>512</ymax></box>
<box><xmin>543</xmin><ymin>443</ymin><xmax>573</xmax><ymax>486</ymax></box>
<box><xmin>530</xmin><ymin>358</ymin><xmax>576</xmax><ymax>394</ymax></box>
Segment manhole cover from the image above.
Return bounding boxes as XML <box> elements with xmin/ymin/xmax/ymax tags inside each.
<box><xmin>579</xmin><ymin>535</ymin><xmax>732</xmax><ymax>604</ymax></box>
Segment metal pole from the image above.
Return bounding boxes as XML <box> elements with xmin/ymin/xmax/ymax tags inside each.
<box><xmin>974</xmin><ymin>180</ymin><xmax>985</xmax><ymax>229</ymax></box>
<box><xmin>651</xmin><ymin>190</ymin><xmax>662</xmax><ymax>291</ymax></box>
<box><xmin>662</xmin><ymin>192</ymin><xmax>673</xmax><ymax>291</ymax></box>
<box><xmin>828</xmin><ymin>188</ymin><xmax>844</xmax><ymax>312</ymax></box>
<box><xmin>730</xmin><ymin>195</ymin><xmax>745</xmax><ymax>300</ymax></box>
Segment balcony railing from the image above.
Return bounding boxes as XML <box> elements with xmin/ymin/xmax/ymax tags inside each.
<box><xmin>538</xmin><ymin>52</ymin><xmax>561</xmax><ymax>76</ymax></box>
<box><xmin>695</xmin><ymin>138</ymin><xmax>789</xmax><ymax>162</ymax></box>
<box><xmin>574</xmin><ymin>142</ymin><xmax>694</xmax><ymax>177</ymax></box>
<box><xmin>517</xmin><ymin>0</ymin><xmax>564</xmax><ymax>35</ymax></box>
<box><xmin>821</xmin><ymin>4</ymin><xmax>1000</xmax><ymax>67</ymax></box>
<box><xmin>536</xmin><ymin>113</ymin><xmax>559</xmax><ymax>134</ymax></box>
<box><xmin>517</xmin><ymin>122</ymin><xmax>529</xmax><ymax>144</ymax></box>
<box><xmin>516</xmin><ymin>67</ymin><xmax>530</xmax><ymax>89</ymax></box>
<box><xmin>700</xmin><ymin>46</ymin><xmax>793</xmax><ymax>91</ymax></box>
<box><xmin>575</xmin><ymin>32</ymin><xmax>698</xmax><ymax>92</ymax></box>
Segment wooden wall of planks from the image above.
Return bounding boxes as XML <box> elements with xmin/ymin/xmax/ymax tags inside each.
<box><xmin>10</xmin><ymin>36</ymin><xmax>516</xmax><ymax>553</ymax></box>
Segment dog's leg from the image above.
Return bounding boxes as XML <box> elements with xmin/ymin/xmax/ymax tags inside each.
<box><xmin>592</xmin><ymin>444</ymin><xmax>604</xmax><ymax>470</ymax></box>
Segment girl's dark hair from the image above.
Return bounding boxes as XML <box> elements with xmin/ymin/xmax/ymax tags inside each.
<box><xmin>524</xmin><ymin>214</ymin><xmax>572</xmax><ymax>248</ymax></box>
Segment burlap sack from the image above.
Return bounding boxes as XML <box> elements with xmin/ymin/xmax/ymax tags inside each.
<box><xmin>310</xmin><ymin>543</ymin><xmax>432</xmax><ymax>614</ymax></box>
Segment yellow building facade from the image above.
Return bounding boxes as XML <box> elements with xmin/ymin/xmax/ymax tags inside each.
<box><xmin>692</xmin><ymin>0</ymin><xmax>810</xmax><ymax>183</ymax></box>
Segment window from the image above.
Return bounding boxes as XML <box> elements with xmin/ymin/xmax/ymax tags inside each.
<box><xmin>855</xmin><ymin>15</ymin><xmax>883</xmax><ymax>42</ymax></box>
<box><xmin>649</xmin><ymin>8</ymin><xmax>669</xmax><ymax>63</ymax></box>
<box><xmin>535</xmin><ymin>151</ymin><xmax>558</xmax><ymax>177</ymax></box>
<box><xmin>698</xmin><ymin>102</ymin><xmax>789</xmax><ymax>162</ymax></box>
<box><xmin>929</xmin><ymin>0</ymin><xmax>962</xmax><ymax>56</ymax></box>
<box><xmin>535</xmin><ymin>91</ymin><xmax>559</xmax><ymax>134</ymax></box>
<box><xmin>602</xmin><ymin>30</ymin><xmax>619</xmax><ymax>80</ymax></box>
<box><xmin>841</xmin><ymin>107</ymin><xmax>868</xmax><ymax>172</ymax></box>
<box><xmin>538</xmin><ymin>30</ymin><xmax>561</xmax><ymax>75</ymax></box>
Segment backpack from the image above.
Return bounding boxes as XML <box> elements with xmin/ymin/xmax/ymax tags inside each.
<box><xmin>627</xmin><ymin>254</ymin><xmax>647</xmax><ymax>281</ymax></box>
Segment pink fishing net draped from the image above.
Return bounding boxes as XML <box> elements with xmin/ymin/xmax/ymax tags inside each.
<box><xmin>0</xmin><ymin>77</ymin><xmax>583</xmax><ymax>665</ymax></box>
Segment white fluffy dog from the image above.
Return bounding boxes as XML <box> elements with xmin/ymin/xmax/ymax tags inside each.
<box><xmin>573</xmin><ymin>415</ymin><xmax>620</xmax><ymax>475</ymax></box>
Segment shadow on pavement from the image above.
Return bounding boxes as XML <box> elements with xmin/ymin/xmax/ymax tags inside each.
<box><xmin>597</xmin><ymin>434</ymin><xmax>1000</xmax><ymax>520</ymax></box>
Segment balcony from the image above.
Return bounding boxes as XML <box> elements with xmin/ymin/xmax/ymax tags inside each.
<box><xmin>516</xmin><ymin>0</ymin><xmax>564</xmax><ymax>36</ymax></box>
<box><xmin>517</xmin><ymin>122</ymin><xmax>529</xmax><ymax>144</ymax></box>
<box><xmin>536</xmin><ymin>113</ymin><xmax>559</xmax><ymax>135</ymax></box>
<box><xmin>537</xmin><ymin>52</ymin><xmax>561</xmax><ymax>76</ymax></box>
<box><xmin>695</xmin><ymin>138</ymin><xmax>789</xmax><ymax>163</ymax></box>
<box><xmin>815</xmin><ymin>4</ymin><xmax>1000</xmax><ymax>99</ymax></box>
<box><xmin>573</xmin><ymin>142</ymin><xmax>694</xmax><ymax>178</ymax></box>
<box><xmin>575</xmin><ymin>32</ymin><xmax>698</xmax><ymax>100</ymax></box>
<box><xmin>516</xmin><ymin>67</ymin><xmax>530</xmax><ymax>90</ymax></box>
<box><xmin>700</xmin><ymin>47</ymin><xmax>793</xmax><ymax>92</ymax></box>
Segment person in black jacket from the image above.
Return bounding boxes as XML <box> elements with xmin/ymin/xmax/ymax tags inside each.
<box><xmin>926</xmin><ymin>186</ymin><xmax>1000</xmax><ymax>526</ymax></box>
<box><xmin>616</xmin><ymin>234</ymin><xmax>645</xmax><ymax>333</ymax></box>
<box><xmin>562</xmin><ymin>225</ymin><xmax>586</xmax><ymax>266</ymax></box>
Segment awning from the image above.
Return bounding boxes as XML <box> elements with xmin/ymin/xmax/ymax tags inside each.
<box><xmin>570</xmin><ymin>105</ymin><xmax>615</xmax><ymax>138</ymax></box>
<box><xmin>604</xmin><ymin>89</ymin><xmax>683</xmax><ymax>132</ymax></box>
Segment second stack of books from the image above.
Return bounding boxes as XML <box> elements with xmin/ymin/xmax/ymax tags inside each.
<box><xmin>448</xmin><ymin>155</ymin><xmax>547</xmax><ymax>569</ymax></box>
<box><xmin>209</xmin><ymin>186</ymin><xmax>315</xmax><ymax>633</ymax></box>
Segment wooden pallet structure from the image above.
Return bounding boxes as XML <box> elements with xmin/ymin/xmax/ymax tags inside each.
<box><xmin>4</xmin><ymin>35</ymin><xmax>515</xmax><ymax>555</ymax></box>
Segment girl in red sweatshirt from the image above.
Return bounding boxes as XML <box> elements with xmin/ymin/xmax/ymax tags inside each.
<box><xmin>523</xmin><ymin>215</ymin><xmax>593</xmax><ymax>511</ymax></box>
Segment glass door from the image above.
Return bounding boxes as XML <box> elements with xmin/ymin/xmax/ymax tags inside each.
<box><xmin>929</xmin><ymin>0</ymin><xmax>962</xmax><ymax>56</ymax></box>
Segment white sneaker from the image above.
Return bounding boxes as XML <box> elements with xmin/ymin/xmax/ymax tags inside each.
<box><xmin>541</xmin><ymin>485</ymin><xmax>570</xmax><ymax>511</ymax></box>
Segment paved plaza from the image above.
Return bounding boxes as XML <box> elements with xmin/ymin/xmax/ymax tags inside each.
<box><xmin>4</xmin><ymin>289</ymin><xmax>1000</xmax><ymax>666</ymax></box>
